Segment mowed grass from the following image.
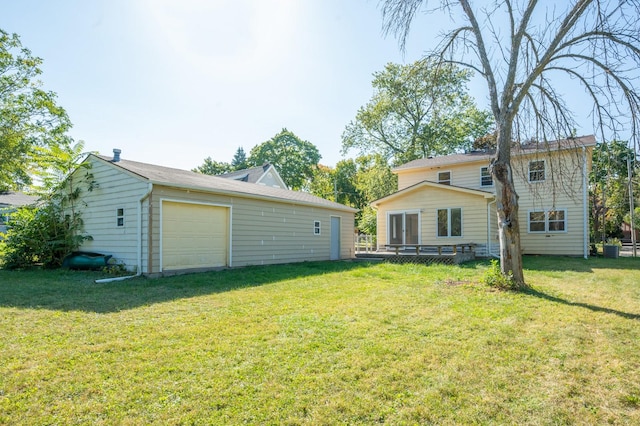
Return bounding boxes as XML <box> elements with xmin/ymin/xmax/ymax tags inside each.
<box><xmin>1</xmin><ymin>257</ymin><xmax>639</xmax><ymax>424</ymax></box>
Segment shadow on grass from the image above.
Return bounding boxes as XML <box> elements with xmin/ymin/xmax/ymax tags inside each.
<box><xmin>524</xmin><ymin>287</ymin><xmax>640</xmax><ymax>321</ymax></box>
<box><xmin>0</xmin><ymin>260</ymin><xmax>375</xmax><ymax>314</ymax></box>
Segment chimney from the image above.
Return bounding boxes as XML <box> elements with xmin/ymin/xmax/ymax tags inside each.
<box><xmin>112</xmin><ymin>149</ymin><xmax>121</xmax><ymax>162</ymax></box>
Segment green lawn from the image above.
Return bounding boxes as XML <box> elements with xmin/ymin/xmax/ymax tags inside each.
<box><xmin>1</xmin><ymin>257</ymin><xmax>639</xmax><ymax>424</ymax></box>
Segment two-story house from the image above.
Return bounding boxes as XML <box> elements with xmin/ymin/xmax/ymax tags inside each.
<box><xmin>371</xmin><ymin>135</ymin><xmax>596</xmax><ymax>258</ymax></box>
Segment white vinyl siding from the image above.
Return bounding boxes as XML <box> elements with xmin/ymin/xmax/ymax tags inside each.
<box><xmin>392</xmin><ymin>146</ymin><xmax>592</xmax><ymax>256</ymax></box>
<box><xmin>70</xmin><ymin>158</ymin><xmax>150</xmax><ymax>272</ymax></box>
<box><xmin>149</xmin><ymin>186</ymin><xmax>355</xmax><ymax>270</ymax></box>
<box><xmin>376</xmin><ymin>186</ymin><xmax>487</xmax><ymax>251</ymax></box>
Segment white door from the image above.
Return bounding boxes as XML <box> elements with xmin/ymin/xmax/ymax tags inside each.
<box><xmin>330</xmin><ymin>216</ymin><xmax>341</xmax><ymax>260</ymax></box>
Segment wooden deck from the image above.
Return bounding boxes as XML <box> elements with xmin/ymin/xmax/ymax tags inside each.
<box><xmin>355</xmin><ymin>244</ymin><xmax>477</xmax><ymax>265</ymax></box>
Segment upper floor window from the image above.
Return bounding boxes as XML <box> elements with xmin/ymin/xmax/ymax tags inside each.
<box><xmin>480</xmin><ymin>167</ymin><xmax>493</xmax><ymax>187</ymax></box>
<box><xmin>438</xmin><ymin>171</ymin><xmax>451</xmax><ymax>185</ymax></box>
<box><xmin>528</xmin><ymin>209</ymin><xmax>566</xmax><ymax>233</ymax></box>
<box><xmin>529</xmin><ymin>160</ymin><xmax>545</xmax><ymax>182</ymax></box>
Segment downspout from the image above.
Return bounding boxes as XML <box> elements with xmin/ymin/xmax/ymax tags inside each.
<box><xmin>95</xmin><ymin>183</ymin><xmax>153</xmax><ymax>284</ymax></box>
<box><xmin>487</xmin><ymin>198</ymin><xmax>499</xmax><ymax>258</ymax></box>
<box><xmin>582</xmin><ymin>147</ymin><xmax>588</xmax><ymax>259</ymax></box>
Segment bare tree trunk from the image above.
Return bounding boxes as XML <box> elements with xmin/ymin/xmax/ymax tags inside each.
<box><xmin>491</xmin><ymin>122</ymin><xmax>526</xmax><ymax>287</ymax></box>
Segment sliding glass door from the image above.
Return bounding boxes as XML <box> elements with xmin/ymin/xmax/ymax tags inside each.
<box><xmin>388</xmin><ymin>212</ymin><xmax>419</xmax><ymax>245</ymax></box>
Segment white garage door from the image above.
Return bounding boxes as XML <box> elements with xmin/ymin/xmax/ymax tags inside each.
<box><xmin>162</xmin><ymin>201</ymin><xmax>229</xmax><ymax>270</ymax></box>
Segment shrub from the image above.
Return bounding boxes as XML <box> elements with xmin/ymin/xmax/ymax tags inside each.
<box><xmin>1</xmin><ymin>203</ymin><xmax>90</xmax><ymax>269</ymax></box>
<box><xmin>482</xmin><ymin>259</ymin><xmax>517</xmax><ymax>290</ymax></box>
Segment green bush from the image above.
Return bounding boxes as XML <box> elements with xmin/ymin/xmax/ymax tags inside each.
<box><xmin>1</xmin><ymin>203</ymin><xmax>90</xmax><ymax>269</ymax></box>
<box><xmin>482</xmin><ymin>259</ymin><xmax>517</xmax><ymax>290</ymax></box>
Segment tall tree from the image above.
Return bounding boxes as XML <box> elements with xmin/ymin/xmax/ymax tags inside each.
<box><xmin>382</xmin><ymin>0</ymin><xmax>640</xmax><ymax>286</ymax></box>
<box><xmin>0</xmin><ymin>29</ymin><xmax>72</xmax><ymax>192</ymax></box>
<box><xmin>342</xmin><ymin>60</ymin><xmax>493</xmax><ymax>165</ymax></box>
<box><xmin>249</xmin><ymin>128</ymin><xmax>321</xmax><ymax>191</ymax></box>
<box><xmin>590</xmin><ymin>140</ymin><xmax>637</xmax><ymax>241</ymax></box>
<box><xmin>231</xmin><ymin>147</ymin><xmax>248</xmax><ymax>171</ymax></box>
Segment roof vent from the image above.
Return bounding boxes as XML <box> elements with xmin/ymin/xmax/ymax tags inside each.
<box><xmin>112</xmin><ymin>149</ymin><xmax>121</xmax><ymax>162</ymax></box>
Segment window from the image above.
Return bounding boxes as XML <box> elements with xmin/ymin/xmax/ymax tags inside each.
<box><xmin>529</xmin><ymin>160</ymin><xmax>545</xmax><ymax>182</ymax></box>
<box><xmin>437</xmin><ymin>208</ymin><xmax>462</xmax><ymax>237</ymax></box>
<box><xmin>116</xmin><ymin>208</ymin><xmax>124</xmax><ymax>227</ymax></box>
<box><xmin>480</xmin><ymin>167</ymin><xmax>493</xmax><ymax>187</ymax></box>
<box><xmin>438</xmin><ymin>171</ymin><xmax>451</xmax><ymax>185</ymax></box>
<box><xmin>528</xmin><ymin>210</ymin><xmax>566</xmax><ymax>233</ymax></box>
<box><xmin>313</xmin><ymin>220</ymin><xmax>321</xmax><ymax>235</ymax></box>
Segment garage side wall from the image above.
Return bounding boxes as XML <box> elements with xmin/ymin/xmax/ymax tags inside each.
<box><xmin>150</xmin><ymin>186</ymin><xmax>355</xmax><ymax>273</ymax></box>
<box><xmin>72</xmin><ymin>158</ymin><xmax>150</xmax><ymax>272</ymax></box>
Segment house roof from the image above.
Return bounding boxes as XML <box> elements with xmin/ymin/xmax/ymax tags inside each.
<box><xmin>216</xmin><ymin>164</ymin><xmax>270</xmax><ymax>183</ymax></box>
<box><xmin>0</xmin><ymin>191</ymin><xmax>38</xmax><ymax>207</ymax></box>
<box><xmin>393</xmin><ymin>135</ymin><xmax>597</xmax><ymax>172</ymax></box>
<box><xmin>93</xmin><ymin>155</ymin><xmax>357</xmax><ymax>213</ymax></box>
<box><xmin>216</xmin><ymin>163</ymin><xmax>288</xmax><ymax>189</ymax></box>
<box><xmin>371</xmin><ymin>180</ymin><xmax>494</xmax><ymax>207</ymax></box>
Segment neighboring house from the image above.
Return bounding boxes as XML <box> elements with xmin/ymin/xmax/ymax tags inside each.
<box><xmin>67</xmin><ymin>150</ymin><xmax>357</xmax><ymax>275</ymax></box>
<box><xmin>372</xmin><ymin>135</ymin><xmax>597</xmax><ymax>258</ymax></box>
<box><xmin>0</xmin><ymin>191</ymin><xmax>38</xmax><ymax>234</ymax></box>
<box><xmin>217</xmin><ymin>163</ymin><xmax>288</xmax><ymax>189</ymax></box>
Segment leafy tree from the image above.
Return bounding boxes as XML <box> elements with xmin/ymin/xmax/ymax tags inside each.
<box><xmin>342</xmin><ymin>60</ymin><xmax>493</xmax><ymax>165</ymax></box>
<box><xmin>382</xmin><ymin>0</ymin><xmax>640</xmax><ymax>286</ymax></box>
<box><xmin>1</xmin><ymin>141</ymin><xmax>93</xmax><ymax>269</ymax></box>
<box><xmin>309</xmin><ymin>154</ymin><xmax>397</xmax><ymax>235</ymax></box>
<box><xmin>192</xmin><ymin>157</ymin><xmax>232</xmax><ymax>175</ymax></box>
<box><xmin>249</xmin><ymin>128</ymin><xmax>321</xmax><ymax>190</ymax></box>
<box><xmin>231</xmin><ymin>147</ymin><xmax>249</xmax><ymax>171</ymax></box>
<box><xmin>0</xmin><ymin>29</ymin><xmax>72</xmax><ymax>192</ymax></box>
<box><xmin>590</xmin><ymin>141</ymin><xmax>637</xmax><ymax>242</ymax></box>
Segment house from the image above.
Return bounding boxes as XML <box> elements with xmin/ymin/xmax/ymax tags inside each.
<box><xmin>372</xmin><ymin>135</ymin><xmax>597</xmax><ymax>258</ymax></box>
<box><xmin>0</xmin><ymin>191</ymin><xmax>38</xmax><ymax>234</ymax></box>
<box><xmin>217</xmin><ymin>163</ymin><xmax>287</xmax><ymax>189</ymax></box>
<box><xmin>68</xmin><ymin>150</ymin><xmax>357</xmax><ymax>275</ymax></box>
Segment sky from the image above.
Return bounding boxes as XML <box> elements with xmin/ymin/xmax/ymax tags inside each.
<box><xmin>1</xmin><ymin>0</ymin><xmax>605</xmax><ymax>171</ymax></box>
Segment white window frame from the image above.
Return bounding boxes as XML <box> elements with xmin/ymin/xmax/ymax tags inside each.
<box><xmin>436</xmin><ymin>207</ymin><xmax>463</xmax><ymax>238</ymax></box>
<box><xmin>480</xmin><ymin>166</ymin><xmax>493</xmax><ymax>187</ymax></box>
<box><xmin>528</xmin><ymin>209</ymin><xmax>567</xmax><ymax>233</ymax></box>
<box><xmin>438</xmin><ymin>170</ymin><xmax>451</xmax><ymax>185</ymax></box>
<box><xmin>528</xmin><ymin>160</ymin><xmax>546</xmax><ymax>183</ymax></box>
<box><xmin>116</xmin><ymin>207</ymin><xmax>124</xmax><ymax>227</ymax></box>
<box><xmin>313</xmin><ymin>220</ymin><xmax>321</xmax><ymax>235</ymax></box>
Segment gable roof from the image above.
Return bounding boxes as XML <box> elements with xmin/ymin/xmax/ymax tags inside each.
<box><xmin>216</xmin><ymin>163</ymin><xmax>287</xmax><ymax>188</ymax></box>
<box><xmin>0</xmin><ymin>191</ymin><xmax>38</xmax><ymax>207</ymax></box>
<box><xmin>371</xmin><ymin>180</ymin><xmax>494</xmax><ymax>208</ymax></box>
<box><xmin>92</xmin><ymin>155</ymin><xmax>356</xmax><ymax>213</ymax></box>
<box><xmin>393</xmin><ymin>135</ymin><xmax>597</xmax><ymax>172</ymax></box>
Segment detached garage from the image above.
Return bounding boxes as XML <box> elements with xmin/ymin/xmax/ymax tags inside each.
<box><xmin>68</xmin><ymin>151</ymin><xmax>357</xmax><ymax>275</ymax></box>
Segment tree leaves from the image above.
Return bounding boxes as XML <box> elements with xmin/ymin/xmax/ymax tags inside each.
<box><xmin>341</xmin><ymin>60</ymin><xmax>492</xmax><ymax>166</ymax></box>
<box><xmin>0</xmin><ymin>29</ymin><xmax>72</xmax><ymax>191</ymax></box>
